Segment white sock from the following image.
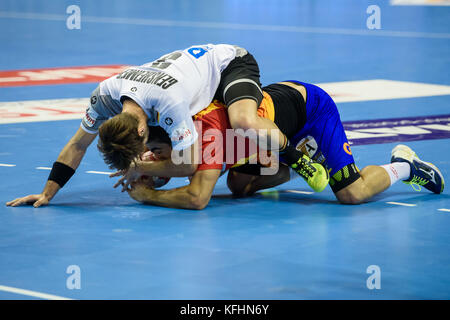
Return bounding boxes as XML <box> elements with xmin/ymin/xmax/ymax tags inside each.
<box><xmin>380</xmin><ymin>163</ymin><xmax>411</xmax><ymax>186</ymax></box>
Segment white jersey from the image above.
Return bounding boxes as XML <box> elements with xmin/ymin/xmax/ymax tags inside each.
<box><xmin>81</xmin><ymin>44</ymin><xmax>238</xmax><ymax>150</ymax></box>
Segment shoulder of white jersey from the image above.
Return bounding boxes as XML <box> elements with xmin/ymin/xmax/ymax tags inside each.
<box><xmin>80</xmin><ymin>84</ymin><xmax>122</xmax><ymax>134</ymax></box>
<box><xmin>81</xmin><ymin>85</ymin><xmax>103</xmax><ymax>133</ymax></box>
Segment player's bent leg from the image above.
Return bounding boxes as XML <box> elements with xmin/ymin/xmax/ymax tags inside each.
<box><xmin>334</xmin><ymin>165</ymin><xmax>391</xmax><ymax>204</ymax></box>
<box><xmin>227</xmin><ymin>98</ymin><xmax>286</xmax><ymax>148</ymax></box>
<box><xmin>227</xmin><ymin>98</ymin><xmax>329</xmax><ymax>193</ymax></box>
<box><xmin>227</xmin><ymin>170</ymin><xmax>257</xmax><ymax>197</ymax></box>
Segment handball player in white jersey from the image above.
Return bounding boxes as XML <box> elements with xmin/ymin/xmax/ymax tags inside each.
<box><xmin>7</xmin><ymin>44</ymin><xmax>327</xmax><ymax>207</ymax></box>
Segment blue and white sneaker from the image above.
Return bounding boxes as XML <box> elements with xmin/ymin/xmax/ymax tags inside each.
<box><xmin>391</xmin><ymin>144</ymin><xmax>445</xmax><ymax>194</ymax></box>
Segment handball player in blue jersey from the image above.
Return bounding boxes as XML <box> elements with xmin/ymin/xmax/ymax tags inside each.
<box><xmin>227</xmin><ymin>81</ymin><xmax>445</xmax><ymax>203</ymax></box>
<box><xmin>121</xmin><ymin>81</ymin><xmax>444</xmax><ymax>209</ymax></box>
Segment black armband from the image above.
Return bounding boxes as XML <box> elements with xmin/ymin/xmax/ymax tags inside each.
<box><xmin>48</xmin><ymin>161</ymin><xmax>76</xmax><ymax>188</ymax></box>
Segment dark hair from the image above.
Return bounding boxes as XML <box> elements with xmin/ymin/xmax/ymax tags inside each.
<box><xmin>97</xmin><ymin>113</ymin><xmax>145</xmax><ymax>170</ymax></box>
<box><xmin>148</xmin><ymin>125</ymin><xmax>171</xmax><ymax>146</ymax></box>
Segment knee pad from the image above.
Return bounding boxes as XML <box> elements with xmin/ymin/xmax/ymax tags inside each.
<box><xmin>223</xmin><ymin>79</ymin><xmax>264</xmax><ymax>107</ymax></box>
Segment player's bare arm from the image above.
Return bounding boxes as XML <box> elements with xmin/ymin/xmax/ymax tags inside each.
<box><xmin>111</xmin><ymin>139</ymin><xmax>199</xmax><ymax>192</ymax></box>
<box><xmin>127</xmin><ymin>168</ymin><xmax>221</xmax><ymax>210</ymax></box>
<box><xmin>6</xmin><ymin>127</ymin><xmax>97</xmax><ymax>207</ymax></box>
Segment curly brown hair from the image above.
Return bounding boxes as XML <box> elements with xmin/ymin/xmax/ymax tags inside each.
<box><xmin>97</xmin><ymin>112</ymin><xmax>145</xmax><ymax>171</ymax></box>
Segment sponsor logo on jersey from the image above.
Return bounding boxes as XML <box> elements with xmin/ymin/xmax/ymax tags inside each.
<box><xmin>165</xmin><ymin>117</ymin><xmax>173</xmax><ymax>126</ymax></box>
<box><xmin>131</xmin><ymin>87</ymin><xmax>137</xmax><ymax>92</ymax></box>
<box><xmin>83</xmin><ymin>108</ymin><xmax>98</xmax><ymax>127</ymax></box>
<box><xmin>172</xmin><ymin>128</ymin><xmax>192</xmax><ymax>142</ymax></box>
<box><xmin>187</xmin><ymin>47</ymin><xmax>208</xmax><ymax>59</ymax></box>
<box><xmin>295</xmin><ymin>135</ymin><xmax>318</xmax><ymax>157</ymax></box>
<box><xmin>90</xmin><ymin>95</ymin><xmax>97</xmax><ymax>105</ymax></box>
<box><xmin>170</xmin><ymin>121</ymin><xmax>192</xmax><ymax>142</ymax></box>
<box><xmin>343</xmin><ymin>142</ymin><xmax>352</xmax><ymax>155</ymax></box>
<box><xmin>295</xmin><ymin>136</ymin><xmax>326</xmax><ymax>164</ymax></box>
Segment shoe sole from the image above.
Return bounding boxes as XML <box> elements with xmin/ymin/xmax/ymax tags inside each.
<box><xmin>391</xmin><ymin>144</ymin><xmax>414</xmax><ymax>163</ymax></box>
<box><xmin>391</xmin><ymin>144</ymin><xmax>445</xmax><ymax>194</ymax></box>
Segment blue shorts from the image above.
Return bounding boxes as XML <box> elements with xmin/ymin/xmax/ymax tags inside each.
<box><xmin>285</xmin><ymin>80</ymin><xmax>359</xmax><ymax>191</ymax></box>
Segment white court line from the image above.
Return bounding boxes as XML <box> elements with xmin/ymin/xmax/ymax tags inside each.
<box><xmin>438</xmin><ymin>208</ymin><xmax>450</xmax><ymax>212</ymax></box>
<box><xmin>386</xmin><ymin>201</ymin><xmax>417</xmax><ymax>207</ymax></box>
<box><xmin>86</xmin><ymin>170</ymin><xmax>113</xmax><ymax>175</ymax></box>
<box><xmin>0</xmin><ymin>285</ymin><xmax>72</xmax><ymax>300</ymax></box>
<box><xmin>36</xmin><ymin>167</ymin><xmax>52</xmax><ymax>170</ymax></box>
<box><xmin>0</xmin><ymin>163</ymin><xmax>16</xmax><ymax>167</ymax></box>
<box><xmin>0</xmin><ymin>11</ymin><xmax>449</xmax><ymax>39</ymax></box>
<box><xmin>285</xmin><ymin>190</ymin><xmax>315</xmax><ymax>195</ymax></box>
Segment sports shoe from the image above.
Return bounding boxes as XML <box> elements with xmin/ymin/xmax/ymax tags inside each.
<box><xmin>391</xmin><ymin>144</ymin><xmax>444</xmax><ymax>194</ymax></box>
<box><xmin>291</xmin><ymin>154</ymin><xmax>330</xmax><ymax>192</ymax></box>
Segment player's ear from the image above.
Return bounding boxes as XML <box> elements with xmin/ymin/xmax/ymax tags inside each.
<box><xmin>137</xmin><ymin>123</ymin><xmax>149</xmax><ymax>142</ymax></box>
<box><xmin>138</xmin><ymin>125</ymin><xmax>145</xmax><ymax>136</ymax></box>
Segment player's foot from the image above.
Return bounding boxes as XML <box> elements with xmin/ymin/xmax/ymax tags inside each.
<box><xmin>291</xmin><ymin>154</ymin><xmax>329</xmax><ymax>192</ymax></box>
<box><xmin>391</xmin><ymin>144</ymin><xmax>444</xmax><ymax>194</ymax></box>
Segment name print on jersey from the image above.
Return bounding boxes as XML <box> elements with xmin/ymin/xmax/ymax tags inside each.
<box><xmin>116</xmin><ymin>69</ymin><xmax>178</xmax><ymax>89</ymax></box>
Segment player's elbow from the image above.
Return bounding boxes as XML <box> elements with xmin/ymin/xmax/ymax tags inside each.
<box><xmin>187</xmin><ymin>188</ymin><xmax>210</xmax><ymax>210</ymax></box>
<box><xmin>188</xmin><ymin>194</ymin><xmax>209</xmax><ymax>210</ymax></box>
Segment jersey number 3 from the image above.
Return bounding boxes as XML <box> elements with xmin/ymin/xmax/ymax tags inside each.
<box><xmin>151</xmin><ymin>52</ymin><xmax>182</xmax><ymax>70</ymax></box>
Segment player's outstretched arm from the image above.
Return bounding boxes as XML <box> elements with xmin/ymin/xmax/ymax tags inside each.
<box><xmin>6</xmin><ymin>127</ymin><xmax>97</xmax><ymax>207</ymax></box>
<box><xmin>127</xmin><ymin>168</ymin><xmax>221</xmax><ymax>210</ymax></box>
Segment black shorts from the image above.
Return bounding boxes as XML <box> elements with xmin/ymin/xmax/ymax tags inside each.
<box><xmin>214</xmin><ymin>49</ymin><xmax>264</xmax><ymax>107</ymax></box>
<box><xmin>262</xmin><ymin>83</ymin><xmax>307</xmax><ymax>139</ymax></box>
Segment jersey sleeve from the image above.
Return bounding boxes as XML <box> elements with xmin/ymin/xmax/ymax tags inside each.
<box><xmin>159</xmin><ymin>103</ymin><xmax>199</xmax><ymax>151</ymax></box>
<box><xmin>80</xmin><ymin>85</ymin><xmax>109</xmax><ymax>134</ymax></box>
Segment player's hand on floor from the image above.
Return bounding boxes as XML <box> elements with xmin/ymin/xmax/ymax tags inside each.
<box><xmin>111</xmin><ymin>169</ymin><xmax>127</xmax><ymax>190</ymax></box>
<box><xmin>127</xmin><ymin>182</ymin><xmax>149</xmax><ymax>202</ymax></box>
<box><xmin>6</xmin><ymin>193</ymin><xmax>50</xmax><ymax>208</ymax></box>
<box><xmin>111</xmin><ymin>163</ymin><xmax>143</xmax><ymax>192</ymax></box>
